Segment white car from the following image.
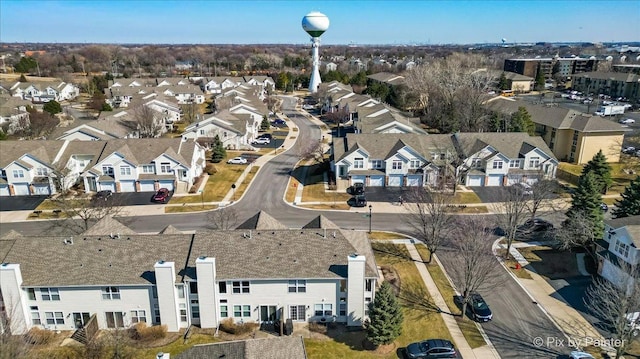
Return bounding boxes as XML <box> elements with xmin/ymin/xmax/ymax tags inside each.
<box><xmin>252</xmin><ymin>138</ymin><xmax>270</xmax><ymax>145</ymax></box>
<box><xmin>227</xmin><ymin>157</ymin><xmax>247</xmax><ymax>164</ymax></box>
<box><xmin>619</xmin><ymin>118</ymin><xmax>635</xmax><ymax>125</ymax></box>
<box><xmin>570</xmin><ymin>351</ymin><xmax>595</xmax><ymax>359</ymax></box>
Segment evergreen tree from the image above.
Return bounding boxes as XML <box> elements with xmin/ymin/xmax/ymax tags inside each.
<box><xmin>566</xmin><ymin>171</ymin><xmax>604</xmax><ymax>241</ymax></box>
<box><xmin>43</xmin><ymin>100</ymin><xmax>62</xmax><ymax>116</ymax></box>
<box><xmin>612</xmin><ymin>177</ymin><xmax>640</xmax><ymax>218</ymax></box>
<box><xmin>366</xmin><ymin>281</ymin><xmax>403</xmax><ymax>346</ymax></box>
<box><xmin>260</xmin><ymin>115</ymin><xmax>270</xmax><ymax>131</ymax></box>
<box><xmin>14</xmin><ymin>56</ymin><xmax>37</xmax><ymax>73</ymax></box>
<box><xmin>509</xmin><ymin>107</ymin><xmax>535</xmax><ymax>135</ymax></box>
<box><xmin>498</xmin><ymin>72</ymin><xmax>509</xmax><ymax>90</ymax></box>
<box><xmin>582</xmin><ymin>150</ymin><xmax>612</xmax><ymax>194</ymax></box>
<box><xmin>534</xmin><ymin>66</ymin><xmax>546</xmax><ymax>91</ymax></box>
<box><xmin>19</xmin><ymin>74</ymin><xmax>27</xmax><ymax>82</ymax></box>
<box><xmin>349</xmin><ymin>71</ymin><xmax>368</xmax><ymax>87</ymax></box>
<box><xmin>211</xmin><ymin>135</ymin><xmax>226</xmax><ymax>163</ymax></box>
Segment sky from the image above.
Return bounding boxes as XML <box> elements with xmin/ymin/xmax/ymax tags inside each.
<box><xmin>1</xmin><ymin>0</ymin><xmax>639</xmax><ymax>45</ymax></box>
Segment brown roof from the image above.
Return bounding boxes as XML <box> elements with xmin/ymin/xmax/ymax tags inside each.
<box><xmin>176</xmin><ymin>336</ymin><xmax>307</xmax><ymax>359</ymax></box>
<box><xmin>0</xmin><ymin>140</ymin><xmax>66</xmax><ymax>168</ymax></box>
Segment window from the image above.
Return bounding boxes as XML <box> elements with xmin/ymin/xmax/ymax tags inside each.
<box><xmin>191</xmin><ymin>300</ymin><xmax>200</xmax><ymax>319</ymax></box>
<box><xmin>119</xmin><ymin>166</ymin><xmax>131</xmax><ymax>175</ymax></box>
<box><xmin>102</xmin><ymin>165</ymin><xmax>114</xmax><ymax>175</ymax></box>
<box><xmin>152</xmin><ymin>286</ymin><xmax>158</xmax><ymax>299</ymax></box>
<box><xmin>41</xmin><ymin>288</ymin><xmax>60</xmax><ymax>301</ymax></box>
<box><xmin>102</xmin><ymin>287</ymin><xmax>121</xmax><ymax>300</ymax></box>
<box><xmin>105</xmin><ymin>311</ymin><xmax>124</xmax><ymax>328</ymax></box>
<box><xmin>130</xmin><ymin>310</ymin><xmax>147</xmax><ymax>323</ymax></box>
<box><xmin>45</xmin><ymin>311</ymin><xmax>64</xmax><ymax>325</ymax></box>
<box><xmin>371</xmin><ymin>160</ymin><xmax>383</xmax><ymax>169</ymax></box>
<box><xmin>232</xmin><ymin>281</ymin><xmax>250</xmax><ymax>294</ymax></box>
<box><xmin>365</xmin><ymin>279</ymin><xmax>373</xmax><ymax>292</ymax></box>
<box><xmin>160</xmin><ymin>162</ymin><xmax>172</xmax><ymax>174</ymax></box>
<box><xmin>392</xmin><ymin>160</ymin><xmax>402</xmax><ymax>170</ymax></box>
<box><xmin>199</xmin><ymin>129</ymin><xmax>205</xmax><ymax>135</ymax></box>
<box><xmin>492</xmin><ymin>161</ymin><xmax>503</xmax><ymax>169</ymax></box>
<box><xmin>288</xmin><ymin>280</ymin><xmax>306</xmax><ymax>293</ymax></box>
<box><xmin>223</xmin><ymin>132</ymin><xmax>228</xmax><ymax>138</ymax></box>
<box><xmin>233</xmin><ymin>305</ymin><xmax>251</xmax><ymax>317</ymax></box>
<box><xmin>339</xmin><ymin>299</ymin><xmax>347</xmax><ymax>316</ymax></box>
<box><xmin>27</xmin><ymin>288</ymin><xmax>36</xmax><ymax>300</ymax></box>
<box><xmin>353</xmin><ymin>158</ymin><xmax>364</xmax><ymax>169</ymax></box>
<box><xmin>177</xmin><ymin>285</ymin><xmax>185</xmax><ymax>298</ymax></box>
<box><xmin>36</xmin><ymin>168</ymin><xmax>48</xmax><ymax>176</ymax></box>
<box><xmin>12</xmin><ymin>169</ymin><xmax>24</xmax><ymax>178</ymax></box>
<box><xmin>189</xmin><ymin>282</ymin><xmax>198</xmax><ymax>294</ymax></box>
<box><xmin>510</xmin><ymin>160</ymin><xmax>521</xmax><ymax>168</ymax></box>
<box><xmin>529</xmin><ymin>157</ymin><xmax>540</xmax><ymax>168</ymax></box>
<box><xmin>219</xmin><ymin>282</ymin><xmax>227</xmax><ymax>294</ymax></box>
<box><xmin>471</xmin><ymin>158</ymin><xmax>482</xmax><ymax>168</ymax></box>
<box><xmin>31</xmin><ymin>307</ymin><xmax>41</xmax><ymax>325</ymax></box>
<box><xmin>409</xmin><ymin>159</ymin><xmax>421</xmax><ymax>169</ymax></box>
<box><xmin>220</xmin><ymin>305</ymin><xmax>228</xmax><ymax>318</ymax></box>
<box><xmin>179</xmin><ymin>304</ymin><xmax>187</xmax><ymax>322</ymax></box>
<box><xmin>314</xmin><ymin>304</ymin><xmax>333</xmax><ymax>316</ymax></box>
<box><xmin>289</xmin><ymin>305</ymin><xmax>306</xmax><ymax>321</ymax></box>
<box><xmin>153</xmin><ymin>304</ymin><xmax>160</xmax><ymax>324</ymax></box>
<box><xmin>365</xmin><ymin>298</ymin><xmax>372</xmax><ymax>316</ymax></box>
<box><xmin>142</xmin><ymin>164</ymin><xmax>155</xmax><ymax>173</ymax></box>
<box><xmin>614</xmin><ymin>240</ymin><xmax>630</xmax><ymax>258</ymax></box>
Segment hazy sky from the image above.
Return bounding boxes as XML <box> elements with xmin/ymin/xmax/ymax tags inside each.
<box><xmin>1</xmin><ymin>0</ymin><xmax>638</xmax><ymax>45</ymax></box>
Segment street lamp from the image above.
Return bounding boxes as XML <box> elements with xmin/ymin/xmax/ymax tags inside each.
<box><xmin>368</xmin><ymin>204</ymin><xmax>372</xmax><ymax>234</ymax></box>
<box><xmin>231</xmin><ymin>184</ymin><xmax>236</xmax><ymax>202</ymax></box>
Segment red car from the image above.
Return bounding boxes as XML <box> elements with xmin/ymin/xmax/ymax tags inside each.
<box><xmin>153</xmin><ymin>188</ymin><xmax>171</xmax><ymax>203</ymax></box>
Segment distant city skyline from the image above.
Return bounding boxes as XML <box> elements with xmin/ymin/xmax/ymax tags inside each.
<box><xmin>1</xmin><ymin>0</ymin><xmax>639</xmax><ymax>45</ymax></box>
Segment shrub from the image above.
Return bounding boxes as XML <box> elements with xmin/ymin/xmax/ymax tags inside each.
<box><xmin>26</xmin><ymin>327</ymin><xmax>55</xmax><ymax>345</ymax></box>
<box><xmin>308</xmin><ymin>322</ymin><xmax>328</xmax><ymax>334</ymax></box>
<box><xmin>129</xmin><ymin>322</ymin><xmax>167</xmax><ymax>341</ymax></box>
<box><xmin>219</xmin><ymin>318</ymin><xmax>257</xmax><ymax>335</ymax></box>
<box><xmin>205</xmin><ymin>163</ymin><xmax>217</xmax><ymax>175</ymax></box>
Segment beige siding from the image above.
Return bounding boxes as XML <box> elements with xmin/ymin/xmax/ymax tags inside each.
<box><xmin>576</xmin><ymin>133</ymin><xmax>623</xmax><ymax>164</ymax></box>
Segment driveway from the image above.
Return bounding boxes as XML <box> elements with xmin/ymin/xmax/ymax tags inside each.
<box><xmin>109</xmin><ymin>191</ymin><xmax>162</xmax><ymax>206</ymax></box>
<box><xmin>471</xmin><ymin>187</ymin><xmax>510</xmax><ymax>203</ymax></box>
<box><xmin>347</xmin><ymin>186</ymin><xmax>420</xmax><ymax>203</ymax></box>
<box><xmin>0</xmin><ymin>195</ymin><xmax>48</xmax><ymax>211</ymax></box>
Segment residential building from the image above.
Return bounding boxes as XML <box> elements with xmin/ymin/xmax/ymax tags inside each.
<box><xmin>496</xmin><ymin>71</ymin><xmax>534</xmax><ymax>93</ymax></box>
<box><xmin>161</xmin><ymin>85</ymin><xmax>205</xmax><ymax>104</ymax></box>
<box><xmin>182</xmin><ymin>110</ymin><xmax>258</xmax><ymax>150</ymax></box>
<box><xmin>352</xmin><ymin>103</ymin><xmax>426</xmax><ymax>135</ymax></box>
<box><xmin>504</xmin><ymin>57</ymin><xmax>598</xmax><ymax>81</ymax></box>
<box><xmin>332</xmin><ymin>132</ymin><xmax>557</xmax><ymax>188</ymax></box>
<box><xmin>8</xmin><ymin>80</ymin><xmax>80</xmax><ymax>103</ymax></box>
<box><xmin>366</xmin><ymin>72</ymin><xmax>405</xmax><ymax>86</ymax></box>
<box><xmin>597</xmin><ymin>216</ymin><xmax>640</xmax><ymax>293</ymax></box>
<box><xmin>176</xmin><ymin>336</ymin><xmax>307</xmax><ymax>359</ymax></box>
<box><xmin>572</xmin><ymin>71</ymin><xmax>640</xmax><ymax>101</ymax></box>
<box><xmin>487</xmin><ymin>97</ymin><xmax>628</xmax><ymax>164</ymax></box>
<box><xmin>0</xmin><ymin>214</ymin><xmax>377</xmax><ymax>334</ymax></box>
<box><xmin>0</xmin><ymin>95</ymin><xmax>30</xmax><ymax>134</ymax></box>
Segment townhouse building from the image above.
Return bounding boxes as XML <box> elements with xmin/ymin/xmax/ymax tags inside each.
<box><xmin>0</xmin><ymin>214</ymin><xmax>377</xmax><ymax>335</ymax></box>
<box><xmin>596</xmin><ymin>216</ymin><xmax>640</xmax><ymax>292</ymax></box>
<box><xmin>332</xmin><ymin>132</ymin><xmax>557</xmax><ymax>188</ymax></box>
<box><xmin>0</xmin><ymin>95</ymin><xmax>31</xmax><ymax>134</ymax></box>
<box><xmin>182</xmin><ymin>110</ymin><xmax>258</xmax><ymax>150</ymax></box>
<box><xmin>8</xmin><ymin>80</ymin><xmax>80</xmax><ymax>103</ymax></box>
<box><xmin>0</xmin><ymin>138</ymin><xmax>205</xmax><ymax>196</ymax></box>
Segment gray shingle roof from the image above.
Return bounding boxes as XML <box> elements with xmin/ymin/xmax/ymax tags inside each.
<box><xmin>302</xmin><ymin>215</ymin><xmax>340</xmax><ymax>229</ymax></box>
<box><xmin>453</xmin><ymin>132</ymin><xmax>557</xmax><ymax>160</ymax></box>
<box><xmin>82</xmin><ymin>216</ymin><xmax>137</xmax><ymax>236</ymax></box>
<box><xmin>236</xmin><ymin>211</ymin><xmax>288</xmax><ymax>230</ymax></box>
<box><xmin>605</xmin><ymin>215</ymin><xmax>640</xmax><ymax>247</ymax></box>
<box><xmin>573</xmin><ymin>71</ymin><xmax>640</xmax><ymax>83</ymax></box>
<box><xmin>0</xmin><ymin>140</ymin><xmax>67</xmax><ymax>168</ymax></box>
<box><xmin>176</xmin><ymin>336</ymin><xmax>307</xmax><ymax>359</ymax></box>
<box><xmin>335</xmin><ymin>133</ymin><xmax>455</xmax><ymax>162</ymax></box>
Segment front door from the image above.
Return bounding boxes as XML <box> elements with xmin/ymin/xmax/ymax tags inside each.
<box><xmin>87</xmin><ymin>177</ymin><xmax>97</xmax><ymax>192</ymax></box>
<box><xmin>260</xmin><ymin>305</ymin><xmax>278</xmax><ymax>323</ymax></box>
<box><xmin>73</xmin><ymin>312</ymin><xmax>91</xmax><ymax>329</ymax></box>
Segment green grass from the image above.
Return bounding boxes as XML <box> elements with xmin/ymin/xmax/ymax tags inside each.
<box><xmin>171</xmin><ymin>156</ymin><xmax>248</xmax><ymax>204</ymax></box>
<box><xmin>451</xmin><ymin>192</ymin><xmax>482</xmax><ymax>204</ymax></box>
<box><xmin>368</xmin><ymin>231</ymin><xmax>410</xmax><ymax>240</ymax></box>
<box><xmin>165</xmin><ymin>204</ymin><xmax>218</xmax><ymax>213</ymax></box>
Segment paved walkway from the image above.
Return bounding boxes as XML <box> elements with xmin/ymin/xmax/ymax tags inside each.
<box><xmin>403</xmin><ymin>242</ymin><xmax>501</xmax><ymax>359</ymax></box>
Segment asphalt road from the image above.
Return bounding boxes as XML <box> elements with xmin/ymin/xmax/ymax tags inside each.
<box><xmin>1</xmin><ymin>95</ymin><xmax>574</xmax><ymax>358</ymax></box>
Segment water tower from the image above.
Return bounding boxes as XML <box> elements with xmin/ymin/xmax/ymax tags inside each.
<box><xmin>302</xmin><ymin>11</ymin><xmax>329</xmax><ymax>93</ymax></box>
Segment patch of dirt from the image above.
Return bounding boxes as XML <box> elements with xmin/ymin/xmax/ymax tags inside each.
<box><xmin>380</xmin><ymin>265</ymin><xmax>401</xmax><ymax>296</ymax></box>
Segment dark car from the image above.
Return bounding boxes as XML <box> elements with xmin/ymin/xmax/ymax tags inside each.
<box><xmin>153</xmin><ymin>188</ymin><xmax>171</xmax><ymax>203</ymax></box>
<box><xmin>348</xmin><ymin>195</ymin><xmax>367</xmax><ymax>207</ymax></box>
<box><xmin>455</xmin><ymin>293</ymin><xmax>493</xmax><ymax>322</ymax></box>
<box><xmin>352</xmin><ymin>183</ymin><xmax>365</xmax><ymax>195</ymax></box>
<box><xmin>405</xmin><ymin>339</ymin><xmax>457</xmax><ymax>358</ymax></box>
<box><xmin>600</xmin><ymin>203</ymin><xmax>609</xmax><ymax>212</ymax></box>
<box><xmin>516</xmin><ymin>218</ymin><xmax>554</xmax><ymax>234</ymax></box>
<box><xmin>272</xmin><ymin>119</ymin><xmax>286</xmax><ymax>126</ymax></box>
<box><xmin>94</xmin><ymin>190</ymin><xmax>113</xmax><ymax>201</ymax></box>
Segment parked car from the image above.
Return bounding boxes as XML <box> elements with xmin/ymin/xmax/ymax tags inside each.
<box><xmin>252</xmin><ymin>137</ymin><xmax>270</xmax><ymax>145</ymax></box>
<box><xmin>257</xmin><ymin>133</ymin><xmax>272</xmax><ymax>140</ymax></box>
<box><xmin>623</xmin><ymin>146</ymin><xmax>637</xmax><ymax>154</ymax></box>
<box><xmin>619</xmin><ymin>118</ymin><xmax>636</xmax><ymax>125</ymax></box>
<box><xmin>600</xmin><ymin>202</ymin><xmax>609</xmax><ymax>212</ymax></box>
<box><xmin>405</xmin><ymin>339</ymin><xmax>457</xmax><ymax>358</ymax></box>
<box><xmin>570</xmin><ymin>351</ymin><xmax>595</xmax><ymax>359</ymax></box>
<box><xmin>272</xmin><ymin>119</ymin><xmax>286</xmax><ymax>126</ymax></box>
<box><xmin>94</xmin><ymin>190</ymin><xmax>113</xmax><ymax>201</ymax></box>
<box><xmin>227</xmin><ymin>157</ymin><xmax>247</xmax><ymax>164</ymax></box>
<box><xmin>153</xmin><ymin>188</ymin><xmax>171</xmax><ymax>203</ymax></box>
<box><xmin>348</xmin><ymin>195</ymin><xmax>367</xmax><ymax>207</ymax></box>
<box><xmin>517</xmin><ymin>218</ymin><xmax>554</xmax><ymax>234</ymax></box>
<box><xmin>512</xmin><ymin>182</ymin><xmax>533</xmax><ymax>195</ymax></box>
<box><xmin>455</xmin><ymin>293</ymin><xmax>493</xmax><ymax>322</ymax></box>
<box><xmin>351</xmin><ymin>183</ymin><xmax>365</xmax><ymax>195</ymax></box>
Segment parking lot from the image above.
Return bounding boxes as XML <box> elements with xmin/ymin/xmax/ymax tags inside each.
<box><xmin>0</xmin><ymin>195</ymin><xmax>48</xmax><ymax>211</ymax></box>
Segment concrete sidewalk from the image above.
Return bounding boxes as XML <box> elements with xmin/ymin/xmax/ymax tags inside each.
<box><xmin>404</xmin><ymin>242</ymin><xmax>501</xmax><ymax>359</ymax></box>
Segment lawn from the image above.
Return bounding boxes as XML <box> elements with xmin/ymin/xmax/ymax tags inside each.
<box><xmin>496</xmin><ymin>248</ymin><xmax>533</xmax><ymax>280</ymax></box>
<box><xmin>36</xmin><ymin>198</ymin><xmax>87</xmax><ymax>210</ymax></box>
<box><xmin>450</xmin><ymin>191</ymin><xmax>482</xmax><ymax>204</ymax></box>
<box><xmin>517</xmin><ymin>246</ymin><xmax>581</xmax><ymax>280</ymax></box>
<box><xmin>368</xmin><ymin>231</ymin><xmax>410</xmax><ymax>240</ymax></box>
<box><xmin>299</xmin><ymin>203</ymin><xmax>351</xmax><ymax>210</ymax></box>
<box><xmin>303</xmin><ymin>174</ymin><xmax>351</xmax><ymax>203</ymax></box>
<box><xmin>306</xmin><ymin>243</ymin><xmax>453</xmax><ymax>359</ymax></box>
<box><xmin>235</xmin><ymin>166</ymin><xmax>260</xmax><ymax>199</ymax></box>
<box><xmin>558</xmin><ymin>161</ymin><xmax>639</xmax><ymax>193</ymax></box>
<box><xmin>443</xmin><ymin>205</ymin><xmax>489</xmax><ymax>214</ymax></box>
<box><xmin>165</xmin><ymin>204</ymin><xmax>218</xmax><ymax>213</ymax></box>
<box><xmin>414</xmin><ymin>246</ymin><xmax>487</xmax><ymax>349</ymax></box>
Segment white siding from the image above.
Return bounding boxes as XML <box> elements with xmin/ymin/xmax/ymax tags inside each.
<box><xmin>369</xmin><ymin>175</ymin><xmax>384</xmax><ymax>187</ymax></box>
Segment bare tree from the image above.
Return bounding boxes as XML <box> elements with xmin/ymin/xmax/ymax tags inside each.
<box><xmin>526</xmin><ymin>179</ymin><xmax>561</xmax><ymax>220</ymax></box>
<box><xmin>207</xmin><ymin>207</ymin><xmax>239</xmax><ymax>230</ymax></box>
<box><xmin>491</xmin><ymin>186</ymin><xmax>530</xmax><ymax>258</ymax></box>
<box><xmin>404</xmin><ymin>187</ymin><xmax>453</xmax><ymax>263</ymax></box>
<box><xmin>447</xmin><ymin>217</ymin><xmax>501</xmax><ymax>320</ymax></box>
<box><xmin>585</xmin><ymin>262</ymin><xmax>640</xmax><ymax>359</ymax></box>
<box><xmin>132</xmin><ymin>105</ymin><xmax>163</xmax><ymax>138</ymax></box>
<box><xmin>180</xmin><ymin>102</ymin><xmax>200</xmax><ymax>124</ymax></box>
<box><xmin>298</xmin><ymin>139</ymin><xmax>325</xmax><ymax>165</ymax></box>
<box><xmin>553</xmin><ymin>210</ymin><xmax>600</xmax><ymax>260</ymax></box>
<box><xmin>48</xmin><ymin>197</ymin><xmax>123</xmax><ymax>234</ymax></box>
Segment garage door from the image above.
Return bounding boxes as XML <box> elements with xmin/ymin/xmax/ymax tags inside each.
<box><xmin>0</xmin><ymin>185</ymin><xmax>10</xmax><ymax>196</ymax></box>
<box><xmin>467</xmin><ymin>175</ymin><xmax>484</xmax><ymax>187</ymax></box>
<box><xmin>99</xmin><ymin>182</ymin><xmax>116</xmax><ymax>192</ymax></box>
<box><xmin>406</xmin><ymin>175</ymin><xmax>422</xmax><ymax>187</ymax></box>
<box><xmin>120</xmin><ymin>180</ymin><xmax>136</xmax><ymax>192</ymax></box>
<box><xmin>139</xmin><ymin>180</ymin><xmax>156</xmax><ymax>192</ymax></box>
<box><xmin>158</xmin><ymin>180</ymin><xmax>174</xmax><ymax>191</ymax></box>
<box><xmin>351</xmin><ymin>175</ymin><xmax>365</xmax><ymax>185</ymax></box>
<box><xmin>487</xmin><ymin>175</ymin><xmax>504</xmax><ymax>187</ymax></box>
<box><xmin>387</xmin><ymin>175</ymin><xmax>403</xmax><ymax>187</ymax></box>
<box><xmin>369</xmin><ymin>175</ymin><xmax>384</xmax><ymax>187</ymax></box>
<box><xmin>32</xmin><ymin>184</ymin><xmax>51</xmax><ymax>195</ymax></box>
<box><xmin>13</xmin><ymin>183</ymin><xmax>30</xmax><ymax>196</ymax></box>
